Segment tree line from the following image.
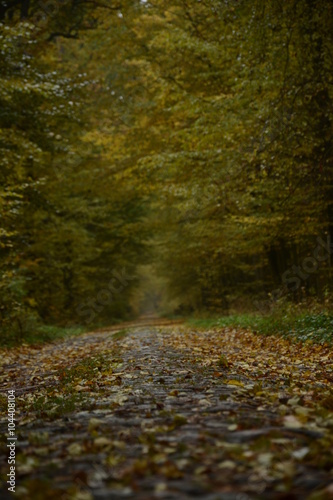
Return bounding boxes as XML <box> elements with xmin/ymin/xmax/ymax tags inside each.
<box><xmin>1</xmin><ymin>0</ymin><xmax>332</xmax><ymax>341</ymax></box>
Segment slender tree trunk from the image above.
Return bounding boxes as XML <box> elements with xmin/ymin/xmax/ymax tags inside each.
<box><xmin>20</xmin><ymin>0</ymin><xmax>30</xmax><ymax>19</ymax></box>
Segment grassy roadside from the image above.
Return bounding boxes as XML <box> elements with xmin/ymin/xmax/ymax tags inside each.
<box><xmin>187</xmin><ymin>311</ymin><xmax>333</xmax><ymax>345</ymax></box>
<box><xmin>0</xmin><ymin>324</ymin><xmax>87</xmax><ymax>348</ymax></box>
<box><xmin>0</xmin><ymin>322</ymin><xmax>130</xmax><ymax>348</ymax></box>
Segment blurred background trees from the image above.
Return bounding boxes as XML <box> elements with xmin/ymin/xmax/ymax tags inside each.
<box><xmin>1</xmin><ymin>0</ymin><xmax>332</xmax><ymax>341</ymax></box>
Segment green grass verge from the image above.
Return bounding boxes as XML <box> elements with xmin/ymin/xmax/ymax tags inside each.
<box><xmin>1</xmin><ymin>319</ymin><xmax>132</xmax><ymax>348</ymax></box>
<box><xmin>187</xmin><ymin>312</ymin><xmax>333</xmax><ymax>345</ymax></box>
<box><xmin>0</xmin><ymin>324</ymin><xmax>86</xmax><ymax>348</ymax></box>
<box><xmin>112</xmin><ymin>328</ymin><xmax>129</xmax><ymax>340</ymax></box>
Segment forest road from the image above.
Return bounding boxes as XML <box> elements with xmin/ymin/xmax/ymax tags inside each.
<box><xmin>0</xmin><ymin>325</ymin><xmax>332</xmax><ymax>499</ymax></box>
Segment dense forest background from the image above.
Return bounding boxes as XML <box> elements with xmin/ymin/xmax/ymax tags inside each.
<box><xmin>1</xmin><ymin>0</ymin><xmax>333</xmax><ymax>341</ymax></box>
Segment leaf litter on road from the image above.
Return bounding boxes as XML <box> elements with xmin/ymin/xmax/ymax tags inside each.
<box><xmin>0</xmin><ymin>325</ymin><xmax>332</xmax><ymax>499</ymax></box>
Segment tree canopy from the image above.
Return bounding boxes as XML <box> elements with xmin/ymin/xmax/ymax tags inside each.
<box><xmin>1</xmin><ymin>0</ymin><xmax>332</xmax><ymax>340</ymax></box>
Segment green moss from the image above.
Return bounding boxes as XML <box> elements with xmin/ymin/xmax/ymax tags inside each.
<box><xmin>112</xmin><ymin>328</ymin><xmax>129</xmax><ymax>340</ymax></box>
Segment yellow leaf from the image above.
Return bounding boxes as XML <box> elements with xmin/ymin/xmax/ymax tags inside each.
<box><xmin>226</xmin><ymin>379</ymin><xmax>244</xmax><ymax>387</ymax></box>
